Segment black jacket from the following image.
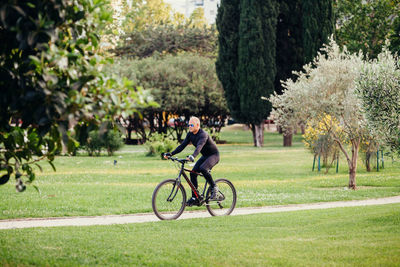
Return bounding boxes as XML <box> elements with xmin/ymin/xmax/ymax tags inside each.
<box><xmin>171</xmin><ymin>129</ymin><xmax>219</xmax><ymax>158</ymax></box>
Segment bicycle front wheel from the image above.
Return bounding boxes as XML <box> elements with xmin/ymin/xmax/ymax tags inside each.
<box><xmin>206</xmin><ymin>178</ymin><xmax>237</xmax><ymax>216</ymax></box>
<box><xmin>152</xmin><ymin>179</ymin><xmax>186</xmax><ymax>220</ymax></box>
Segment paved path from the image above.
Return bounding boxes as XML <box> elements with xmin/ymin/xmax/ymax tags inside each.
<box><xmin>1</xmin><ymin>196</ymin><xmax>399</xmax><ymax>230</ymax></box>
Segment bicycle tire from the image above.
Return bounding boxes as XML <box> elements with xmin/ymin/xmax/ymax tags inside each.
<box><xmin>152</xmin><ymin>179</ymin><xmax>187</xmax><ymax>220</ymax></box>
<box><xmin>206</xmin><ymin>178</ymin><xmax>236</xmax><ymax>216</ymax></box>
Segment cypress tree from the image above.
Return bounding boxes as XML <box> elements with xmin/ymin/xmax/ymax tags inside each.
<box><xmin>275</xmin><ymin>1</ymin><xmax>303</xmax><ymax>95</ymax></box>
<box><xmin>215</xmin><ymin>0</ymin><xmax>241</xmax><ymax>121</ymax></box>
<box><xmin>260</xmin><ymin>0</ymin><xmax>278</xmax><ymax>112</ymax></box>
<box><xmin>237</xmin><ymin>0</ymin><xmax>277</xmax><ymax>147</ymax></box>
<box><xmin>302</xmin><ymin>0</ymin><xmax>334</xmax><ymax>64</ymax></box>
<box><xmin>216</xmin><ymin>0</ymin><xmax>278</xmax><ymax>147</ymax></box>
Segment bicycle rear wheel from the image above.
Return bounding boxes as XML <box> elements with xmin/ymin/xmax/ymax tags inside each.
<box><xmin>152</xmin><ymin>179</ymin><xmax>186</xmax><ymax>220</ymax></box>
<box><xmin>206</xmin><ymin>178</ymin><xmax>236</xmax><ymax>216</ymax></box>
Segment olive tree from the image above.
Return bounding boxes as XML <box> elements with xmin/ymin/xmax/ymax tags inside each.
<box><xmin>356</xmin><ymin>47</ymin><xmax>400</xmax><ymax>153</ymax></box>
<box><xmin>270</xmin><ymin>39</ymin><xmax>370</xmax><ymax>189</ymax></box>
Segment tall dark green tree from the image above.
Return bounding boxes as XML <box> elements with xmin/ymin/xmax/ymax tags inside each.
<box><xmin>215</xmin><ymin>0</ymin><xmax>241</xmax><ymax>122</ymax></box>
<box><xmin>216</xmin><ymin>0</ymin><xmax>277</xmax><ymax>147</ymax></box>
<box><xmin>390</xmin><ymin>16</ymin><xmax>400</xmax><ymax>55</ymax></box>
<box><xmin>275</xmin><ymin>0</ymin><xmax>334</xmax><ymax>95</ymax></box>
<box><xmin>273</xmin><ymin>0</ymin><xmax>334</xmax><ymax>146</ymax></box>
<box><xmin>302</xmin><ymin>0</ymin><xmax>334</xmax><ymax>64</ymax></box>
<box><xmin>275</xmin><ymin>1</ymin><xmax>303</xmax><ymax>95</ymax></box>
<box><xmin>238</xmin><ymin>0</ymin><xmax>277</xmax><ymax>147</ymax></box>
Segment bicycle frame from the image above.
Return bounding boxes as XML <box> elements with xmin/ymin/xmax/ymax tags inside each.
<box><xmin>170</xmin><ymin>158</ymin><xmax>209</xmax><ymax>203</ymax></box>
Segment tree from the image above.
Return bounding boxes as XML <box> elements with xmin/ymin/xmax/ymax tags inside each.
<box><xmin>275</xmin><ymin>1</ymin><xmax>303</xmax><ymax>96</ymax></box>
<box><xmin>274</xmin><ymin>0</ymin><xmax>334</xmax><ymax>146</ymax></box>
<box><xmin>270</xmin><ymin>39</ymin><xmax>370</xmax><ymax>189</ymax></box>
<box><xmin>0</xmin><ymin>0</ymin><xmax>146</xmax><ymax>190</ymax></box>
<box><xmin>335</xmin><ymin>0</ymin><xmax>400</xmax><ymax>58</ymax></box>
<box><xmin>302</xmin><ymin>0</ymin><xmax>334</xmax><ymax>64</ymax></box>
<box><xmin>113</xmin><ymin>25</ymin><xmax>218</xmax><ymax>58</ymax></box>
<box><xmin>111</xmin><ymin>53</ymin><xmax>229</xmax><ymax>142</ymax></box>
<box><xmin>189</xmin><ymin>7</ymin><xmax>208</xmax><ymax>28</ymax></box>
<box><xmin>356</xmin><ymin>47</ymin><xmax>400</xmax><ymax>154</ymax></box>
<box><xmin>215</xmin><ymin>0</ymin><xmax>241</xmax><ymax>124</ymax></box>
<box><xmin>216</xmin><ymin>0</ymin><xmax>277</xmax><ymax>147</ymax></box>
<box><xmin>122</xmin><ymin>0</ymin><xmax>178</xmax><ymax>33</ymax></box>
<box><xmin>389</xmin><ymin>15</ymin><xmax>400</xmax><ymax>54</ymax></box>
<box><xmin>238</xmin><ymin>0</ymin><xmax>277</xmax><ymax>147</ymax></box>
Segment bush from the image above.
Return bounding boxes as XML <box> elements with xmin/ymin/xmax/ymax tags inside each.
<box><xmin>104</xmin><ymin>130</ymin><xmax>124</xmax><ymax>156</ymax></box>
<box><xmin>85</xmin><ymin>129</ymin><xmax>124</xmax><ymax>156</ymax></box>
<box><xmin>86</xmin><ymin>131</ymin><xmax>104</xmax><ymax>156</ymax></box>
<box><xmin>146</xmin><ymin>134</ymin><xmax>178</xmax><ymax>157</ymax></box>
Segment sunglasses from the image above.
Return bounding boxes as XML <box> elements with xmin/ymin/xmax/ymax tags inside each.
<box><xmin>188</xmin><ymin>124</ymin><xmax>195</xmax><ymax>127</ymax></box>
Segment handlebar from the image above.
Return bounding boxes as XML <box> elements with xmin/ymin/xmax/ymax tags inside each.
<box><xmin>163</xmin><ymin>154</ymin><xmax>190</xmax><ymax>164</ymax></box>
<box><xmin>168</xmin><ymin>156</ymin><xmax>189</xmax><ymax>163</ymax></box>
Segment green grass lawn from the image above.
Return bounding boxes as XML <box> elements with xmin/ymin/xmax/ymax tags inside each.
<box><xmin>1</xmin><ymin>204</ymin><xmax>399</xmax><ymax>266</ymax></box>
<box><xmin>0</xmin><ymin>125</ymin><xmax>399</xmax><ymax>219</ymax></box>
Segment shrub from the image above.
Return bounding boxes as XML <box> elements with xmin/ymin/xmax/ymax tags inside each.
<box><xmin>302</xmin><ymin>115</ymin><xmax>341</xmax><ymax>173</ymax></box>
<box><xmin>146</xmin><ymin>134</ymin><xmax>178</xmax><ymax>157</ymax></box>
<box><xmin>104</xmin><ymin>130</ymin><xmax>124</xmax><ymax>156</ymax></box>
<box><xmin>86</xmin><ymin>131</ymin><xmax>104</xmax><ymax>156</ymax></box>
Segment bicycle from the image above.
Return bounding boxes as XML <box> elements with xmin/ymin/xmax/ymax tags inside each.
<box><xmin>152</xmin><ymin>155</ymin><xmax>237</xmax><ymax>220</ymax></box>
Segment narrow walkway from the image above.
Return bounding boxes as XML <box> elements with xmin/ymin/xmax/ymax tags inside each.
<box><xmin>1</xmin><ymin>196</ymin><xmax>399</xmax><ymax>230</ymax></box>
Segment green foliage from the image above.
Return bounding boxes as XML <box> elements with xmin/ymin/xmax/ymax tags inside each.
<box><xmin>390</xmin><ymin>16</ymin><xmax>400</xmax><ymax>54</ymax></box>
<box><xmin>189</xmin><ymin>7</ymin><xmax>208</xmax><ymax>28</ymax></box>
<box><xmin>113</xmin><ymin>25</ymin><xmax>218</xmax><ymax>58</ymax></box>
<box><xmin>356</xmin><ymin>47</ymin><xmax>400</xmax><ymax>154</ymax></box>
<box><xmin>270</xmin><ymin>39</ymin><xmax>370</xmax><ymax>188</ymax></box>
<box><xmin>0</xmin><ymin>0</ymin><xmax>147</xmax><ymax>189</ymax></box>
<box><xmin>302</xmin><ymin>0</ymin><xmax>334</xmax><ymax>64</ymax></box>
<box><xmin>237</xmin><ymin>0</ymin><xmax>277</xmax><ymax>125</ymax></box>
<box><xmin>335</xmin><ymin>0</ymin><xmax>400</xmax><ymax>58</ymax></box>
<box><xmin>86</xmin><ymin>131</ymin><xmax>104</xmax><ymax>157</ymax></box>
<box><xmin>216</xmin><ymin>0</ymin><xmax>277</xmax><ymax>146</ymax></box>
<box><xmin>85</xmin><ymin>129</ymin><xmax>124</xmax><ymax>156</ymax></box>
<box><xmin>104</xmin><ymin>130</ymin><xmax>124</xmax><ymax>156</ymax></box>
<box><xmin>274</xmin><ymin>0</ymin><xmax>334</xmax><ymax>95</ymax></box>
<box><xmin>215</xmin><ymin>0</ymin><xmax>241</xmax><ymax>121</ymax></box>
<box><xmin>110</xmin><ymin>53</ymin><xmax>229</xmax><ymax>141</ymax></box>
<box><xmin>121</xmin><ymin>0</ymin><xmax>182</xmax><ymax>33</ymax></box>
<box><xmin>274</xmin><ymin>1</ymin><xmax>303</xmax><ymax>95</ymax></box>
<box><xmin>146</xmin><ymin>133</ymin><xmax>178</xmax><ymax>157</ymax></box>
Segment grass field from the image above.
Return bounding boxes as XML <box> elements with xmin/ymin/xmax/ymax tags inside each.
<box><xmin>0</xmin><ymin>204</ymin><xmax>399</xmax><ymax>266</ymax></box>
<box><xmin>0</xmin><ymin>126</ymin><xmax>399</xmax><ymax>266</ymax></box>
<box><xmin>0</xmin><ymin>125</ymin><xmax>399</xmax><ymax>219</ymax></box>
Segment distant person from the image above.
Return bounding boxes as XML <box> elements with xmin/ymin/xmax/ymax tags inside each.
<box><xmin>164</xmin><ymin>116</ymin><xmax>220</xmax><ymax>206</ymax></box>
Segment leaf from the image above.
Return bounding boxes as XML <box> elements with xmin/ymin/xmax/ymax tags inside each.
<box><xmin>33</xmin><ymin>185</ymin><xmax>41</xmax><ymax>195</ymax></box>
<box><xmin>48</xmin><ymin>161</ymin><xmax>56</xmax><ymax>172</ymax></box>
<box><xmin>0</xmin><ymin>174</ymin><xmax>10</xmax><ymax>185</ymax></box>
<box><xmin>34</xmin><ymin>163</ymin><xmax>43</xmax><ymax>172</ymax></box>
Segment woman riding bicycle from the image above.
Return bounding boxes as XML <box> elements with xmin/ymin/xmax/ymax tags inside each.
<box><xmin>164</xmin><ymin>116</ymin><xmax>220</xmax><ymax>206</ymax></box>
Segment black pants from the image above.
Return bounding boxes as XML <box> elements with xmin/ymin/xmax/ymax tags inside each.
<box><xmin>190</xmin><ymin>153</ymin><xmax>220</xmax><ymax>197</ymax></box>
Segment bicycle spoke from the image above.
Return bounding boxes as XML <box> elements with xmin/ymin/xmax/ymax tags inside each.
<box><xmin>206</xmin><ymin>179</ymin><xmax>236</xmax><ymax>216</ymax></box>
<box><xmin>152</xmin><ymin>179</ymin><xmax>186</xmax><ymax>220</ymax></box>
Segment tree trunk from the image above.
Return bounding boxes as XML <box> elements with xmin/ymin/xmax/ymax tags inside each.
<box><xmin>349</xmin><ymin>166</ymin><xmax>357</xmax><ymax>189</ymax></box>
<box><xmin>251</xmin><ymin>122</ymin><xmax>264</xmax><ymax>147</ymax></box>
<box><xmin>300</xmin><ymin>123</ymin><xmax>305</xmax><ymax>134</ymax></box>
<box><xmin>126</xmin><ymin>128</ymin><xmax>132</xmax><ymax>144</ymax></box>
<box><xmin>336</xmin><ymin>137</ymin><xmax>360</xmax><ymax>190</ymax></box>
<box><xmin>283</xmin><ymin>127</ymin><xmax>292</xmax><ymax>147</ymax></box>
<box><xmin>365</xmin><ymin>152</ymin><xmax>371</xmax><ymax>172</ymax></box>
